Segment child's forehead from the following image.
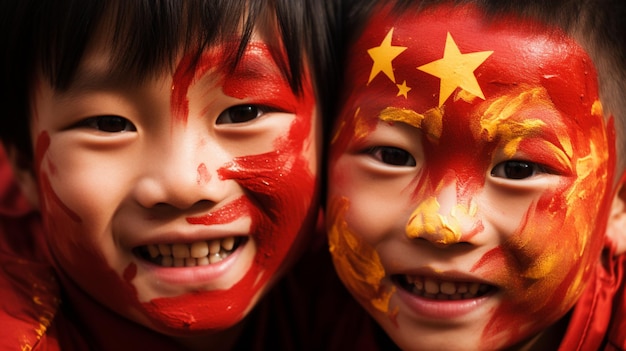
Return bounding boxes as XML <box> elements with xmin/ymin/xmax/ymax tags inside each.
<box><xmin>344</xmin><ymin>2</ymin><xmax>599</xmax><ymax>122</ymax></box>
<box><xmin>57</xmin><ymin>30</ymin><xmax>283</xmax><ymax>95</ymax></box>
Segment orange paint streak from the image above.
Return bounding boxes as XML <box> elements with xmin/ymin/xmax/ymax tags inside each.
<box><xmin>327</xmin><ymin>196</ymin><xmax>395</xmax><ymax>314</ymax></box>
<box><xmin>379</xmin><ymin>106</ymin><xmax>443</xmax><ymax>143</ymax></box>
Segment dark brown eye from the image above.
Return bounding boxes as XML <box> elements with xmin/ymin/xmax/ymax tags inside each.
<box><xmin>216</xmin><ymin>105</ymin><xmax>265</xmax><ymax>124</ymax></box>
<box><xmin>77</xmin><ymin>115</ymin><xmax>136</xmax><ymax>132</ymax></box>
<box><xmin>368</xmin><ymin>146</ymin><xmax>416</xmax><ymax>166</ymax></box>
<box><xmin>491</xmin><ymin>161</ymin><xmax>539</xmax><ymax>179</ymax></box>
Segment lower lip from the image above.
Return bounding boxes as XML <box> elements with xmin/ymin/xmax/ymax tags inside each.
<box><xmin>395</xmin><ymin>284</ymin><xmax>490</xmax><ymax>320</ymax></box>
<box><xmin>136</xmin><ymin>242</ymin><xmax>246</xmax><ymax>286</ymax></box>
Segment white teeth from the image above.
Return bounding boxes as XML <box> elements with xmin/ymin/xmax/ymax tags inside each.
<box><xmin>158</xmin><ymin>244</ymin><xmax>171</xmax><ymax>256</ymax></box>
<box><xmin>440</xmin><ymin>281</ymin><xmax>456</xmax><ymax>295</ymax></box>
<box><xmin>209</xmin><ymin>240</ymin><xmax>221</xmax><ymax>254</ymax></box>
<box><xmin>209</xmin><ymin>253</ymin><xmax>222</xmax><ymax>264</ymax></box>
<box><xmin>142</xmin><ymin>237</ymin><xmax>240</xmax><ymax>267</ymax></box>
<box><xmin>190</xmin><ymin>241</ymin><xmax>209</xmax><ymax>258</ymax></box>
<box><xmin>222</xmin><ymin>237</ymin><xmax>235</xmax><ymax>251</ymax></box>
<box><xmin>172</xmin><ymin>244</ymin><xmax>190</xmax><ymax>258</ymax></box>
<box><xmin>405</xmin><ymin>276</ymin><xmax>491</xmax><ymax>300</ymax></box>
<box><xmin>424</xmin><ymin>278</ymin><xmax>440</xmax><ymax>294</ymax></box>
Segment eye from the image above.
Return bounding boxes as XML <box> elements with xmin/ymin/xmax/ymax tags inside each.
<box><xmin>216</xmin><ymin>105</ymin><xmax>270</xmax><ymax>124</ymax></box>
<box><xmin>75</xmin><ymin>115</ymin><xmax>136</xmax><ymax>132</ymax></box>
<box><xmin>367</xmin><ymin>146</ymin><xmax>416</xmax><ymax>166</ymax></box>
<box><xmin>490</xmin><ymin>160</ymin><xmax>547</xmax><ymax>180</ymax></box>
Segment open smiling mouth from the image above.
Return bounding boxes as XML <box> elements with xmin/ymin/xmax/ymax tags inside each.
<box><xmin>135</xmin><ymin>237</ymin><xmax>247</xmax><ymax>267</ymax></box>
<box><xmin>393</xmin><ymin>275</ymin><xmax>496</xmax><ymax>301</ymax></box>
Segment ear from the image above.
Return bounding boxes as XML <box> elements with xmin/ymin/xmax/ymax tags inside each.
<box><xmin>606</xmin><ymin>179</ymin><xmax>626</xmax><ymax>255</ymax></box>
<box><xmin>5</xmin><ymin>145</ymin><xmax>40</xmax><ymax>208</ymax></box>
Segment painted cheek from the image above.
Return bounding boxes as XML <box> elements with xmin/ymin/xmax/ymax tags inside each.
<box><xmin>219</xmin><ymin>81</ymin><xmax>316</xmax><ymax>268</ymax></box>
<box><xmin>327</xmin><ymin>196</ymin><xmax>396</xmax><ymax>316</ymax></box>
<box><xmin>470</xmin><ymin>118</ymin><xmax>615</xmax><ymax>346</ymax></box>
<box><xmin>35</xmin><ymin>132</ymin><xmax>86</xmax><ymax>263</ymax></box>
<box><xmin>35</xmin><ymin>131</ymin><xmax>142</xmax><ymax>320</ymax></box>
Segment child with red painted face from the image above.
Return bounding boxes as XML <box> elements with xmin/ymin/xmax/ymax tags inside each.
<box><xmin>327</xmin><ymin>0</ymin><xmax>626</xmax><ymax>349</ymax></box>
<box><xmin>0</xmin><ymin>0</ymin><xmax>341</xmax><ymax>349</ymax></box>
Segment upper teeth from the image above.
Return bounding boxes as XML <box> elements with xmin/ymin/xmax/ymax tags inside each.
<box><xmin>405</xmin><ymin>276</ymin><xmax>490</xmax><ymax>300</ymax></box>
<box><xmin>141</xmin><ymin>237</ymin><xmax>238</xmax><ymax>267</ymax></box>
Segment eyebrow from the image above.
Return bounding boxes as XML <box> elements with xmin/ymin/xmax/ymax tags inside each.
<box><xmin>378</xmin><ymin>106</ymin><xmax>443</xmax><ymax>143</ymax></box>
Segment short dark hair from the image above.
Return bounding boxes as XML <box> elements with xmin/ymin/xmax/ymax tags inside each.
<box><xmin>340</xmin><ymin>0</ymin><xmax>626</xmax><ymax>172</ymax></box>
<box><xmin>0</xmin><ymin>0</ymin><xmax>340</xmax><ymax>160</ymax></box>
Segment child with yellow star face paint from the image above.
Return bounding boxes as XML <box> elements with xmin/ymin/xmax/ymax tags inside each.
<box><xmin>328</xmin><ymin>0</ymin><xmax>626</xmax><ymax>349</ymax></box>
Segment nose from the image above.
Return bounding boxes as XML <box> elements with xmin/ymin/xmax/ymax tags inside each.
<box><xmin>405</xmin><ymin>176</ymin><xmax>479</xmax><ymax>246</ymax></box>
<box><xmin>132</xmin><ymin>137</ymin><xmax>234</xmax><ymax>210</ymax></box>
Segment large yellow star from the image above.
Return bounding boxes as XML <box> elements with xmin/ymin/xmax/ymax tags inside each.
<box><xmin>418</xmin><ymin>33</ymin><xmax>493</xmax><ymax>107</ymax></box>
<box><xmin>367</xmin><ymin>28</ymin><xmax>407</xmax><ymax>84</ymax></box>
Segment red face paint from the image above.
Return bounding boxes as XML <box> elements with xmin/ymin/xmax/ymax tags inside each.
<box><xmin>196</xmin><ymin>163</ymin><xmax>211</xmax><ymax>185</ymax></box>
<box><xmin>32</xmin><ymin>35</ymin><xmax>319</xmax><ymax>335</ymax></box>
<box><xmin>187</xmin><ymin>196</ymin><xmax>250</xmax><ymax>225</ymax></box>
<box><xmin>328</xmin><ymin>3</ymin><xmax>616</xmax><ymax>350</ymax></box>
<box><xmin>34</xmin><ymin>130</ymin><xmax>146</xmax><ymax>334</ymax></box>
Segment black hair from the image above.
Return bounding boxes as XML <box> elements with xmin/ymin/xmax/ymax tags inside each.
<box><xmin>339</xmin><ymin>0</ymin><xmax>626</xmax><ymax>172</ymax></box>
<box><xmin>0</xmin><ymin>0</ymin><xmax>340</xmax><ymax>163</ymax></box>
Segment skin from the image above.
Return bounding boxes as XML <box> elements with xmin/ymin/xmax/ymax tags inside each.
<box><xmin>328</xmin><ymin>3</ymin><xmax>619</xmax><ymax>350</ymax></box>
<box><xmin>26</xmin><ymin>16</ymin><xmax>320</xmax><ymax>347</ymax></box>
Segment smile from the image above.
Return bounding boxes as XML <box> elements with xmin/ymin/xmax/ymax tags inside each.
<box><xmin>136</xmin><ymin>236</ymin><xmax>246</xmax><ymax>267</ymax></box>
<box><xmin>394</xmin><ymin>275</ymin><xmax>496</xmax><ymax>300</ymax></box>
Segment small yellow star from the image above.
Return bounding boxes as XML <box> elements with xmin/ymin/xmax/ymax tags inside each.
<box><xmin>418</xmin><ymin>32</ymin><xmax>493</xmax><ymax>107</ymax></box>
<box><xmin>396</xmin><ymin>80</ymin><xmax>411</xmax><ymax>98</ymax></box>
<box><xmin>367</xmin><ymin>28</ymin><xmax>407</xmax><ymax>84</ymax></box>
